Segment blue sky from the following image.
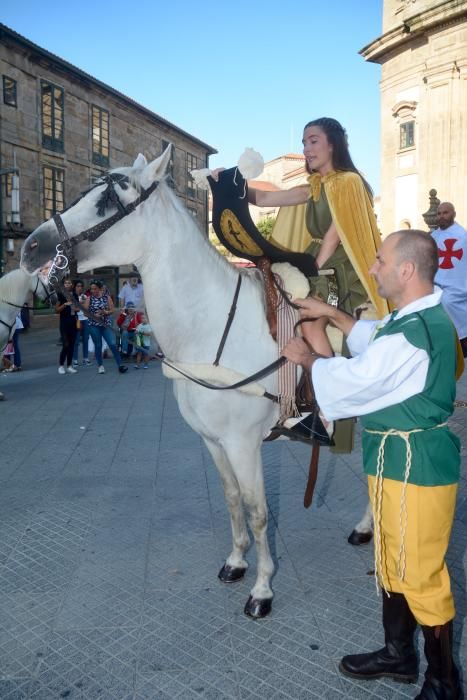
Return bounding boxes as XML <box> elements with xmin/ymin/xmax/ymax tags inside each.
<box><xmin>2</xmin><ymin>1</ymin><xmax>383</xmax><ymax>189</ymax></box>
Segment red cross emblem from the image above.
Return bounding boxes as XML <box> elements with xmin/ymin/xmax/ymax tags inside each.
<box><xmin>438</xmin><ymin>238</ymin><xmax>463</xmax><ymax>269</ymax></box>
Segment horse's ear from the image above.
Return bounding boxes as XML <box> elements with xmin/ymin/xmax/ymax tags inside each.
<box><xmin>132</xmin><ymin>153</ymin><xmax>147</xmax><ymax>169</ymax></box>
<box><xmin>140</xmin><ymin>144</ymin><xmax>173</xmax><ymax>187</ymax></box>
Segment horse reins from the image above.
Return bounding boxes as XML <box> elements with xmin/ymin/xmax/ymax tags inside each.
<box><xmin>154</xmin><ymin>270</ymin><xmax>353</xmax><ymax>400</ymax></box>
<box><xmin>156</xmin><ymin>352</ymin><xmax>285</xmax><ymax>401</ymax></box>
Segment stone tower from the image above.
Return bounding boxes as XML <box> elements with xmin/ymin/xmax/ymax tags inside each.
<box><xmin>360</xmin><ymin>0</ymin><xmax>467</xmax><ymax>235</ymax></box>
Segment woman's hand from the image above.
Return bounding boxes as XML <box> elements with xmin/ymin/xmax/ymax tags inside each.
<box><xmin>315</xmin><ymin>221</ymin><xmax>340</xmax><ymax>270</ymax></box>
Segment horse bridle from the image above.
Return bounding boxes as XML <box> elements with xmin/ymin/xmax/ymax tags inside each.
<box><xmin>33</xmin><ymin>275</ymin><xmax>57</xmax><ymax>305</ymax></box>
<box><xmin>39</xmin><ymin>172</ymin><xmax>160</xmax><ymax>326</ymax></box>
<box><xmin>49</xmin><ymin>173</ymin><xmax>160</xmax><ymax>275</ymax></box>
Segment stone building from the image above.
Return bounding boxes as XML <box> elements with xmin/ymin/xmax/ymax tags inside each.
<box><xmin>0</xmin><ymin>23</ymin><xmax>216</xmax><ymax>291</ymax></box>
<box><xmin>248</xmin><ymin>153</ymin><xmax>307</xmax><ymax>224</ymax></box>
<box><xmin>360</xmin><ymin>0</ymin><xmax>467</xmax><ymax>236</ymax></box>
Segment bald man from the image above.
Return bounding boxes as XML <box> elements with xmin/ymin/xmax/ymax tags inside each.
<box><xmin>283</xmin><ymin>231</ymin><xmax>462</xmax><ymax>699</ymax></box>
<box><xmin>431</xmin><ymin>202</ymin><xmax>467</xmax><ymax>354</ymax></box>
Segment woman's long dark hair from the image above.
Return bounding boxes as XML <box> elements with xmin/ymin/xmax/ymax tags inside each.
<box><xmin>304</xmin><ymin>117</ymin><xmax>373</xmax><ymax>198</ymax></box>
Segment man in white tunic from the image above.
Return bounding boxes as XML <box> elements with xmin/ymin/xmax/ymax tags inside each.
<box><xmin>283</xmin><ymin>230</ymin><xmax>462</xmax><ymax>700</ymax></box>
<box><xmin>431</xmin><ymin>202</ymin><xmax>467</xmax><ymax>354</ymax></box>
<box><xmin>118</xmin><ymin>276</ymin><xmax>145</xmax><ymax>310</ymax></box>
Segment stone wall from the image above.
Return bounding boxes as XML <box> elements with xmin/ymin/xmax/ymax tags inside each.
<box><xmin>0</xmin><ymin>25</ymin><xmax>214</xmax><ymax>275</ymax></box>
<box><xmin>361</xmin><ymin>0</ymin><xmax>467</xmax><ymax>236</ymax></box>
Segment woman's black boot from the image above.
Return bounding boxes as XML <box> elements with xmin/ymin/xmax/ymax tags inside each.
<box><xmin>339</xmin><ymin>592</ymin><xmax>418</xmax><ymax>683</ymax></box>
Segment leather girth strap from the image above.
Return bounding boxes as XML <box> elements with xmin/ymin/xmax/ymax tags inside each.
<box><xmin>304</xmin><ymin>443</ymin><xmax>320</xmax><ymax>508</ymax></box>
<box><xmin>256</xmin><ymin>256</ymin><xmax>278</xmax><ymax>341</ymax></box>
<box><xmin>298</xmin><ymin>370</ymin><xmax>321</xmax><ymax>508</ymax></box>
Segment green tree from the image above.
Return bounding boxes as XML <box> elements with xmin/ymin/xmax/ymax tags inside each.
<box><xmin>257</xmin><ymin>216</ymin><xmax>276</xmax><ymax>240</ymax></box>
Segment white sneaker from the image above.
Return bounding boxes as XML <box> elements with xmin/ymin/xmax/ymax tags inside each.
<box><xmin>58</xmin><ymin>366</ymin><xmax>66</xmax><ymax>375</ymax></box>
<box><xmin>98</xmin><ymin>365</ymin><xmax>105</xmax><ymax>374</ymax></box>
<box><xmin>72</xmin><ymin>360</ymin><xmax>78</xmax><ymax>367</ymax></box>
<box><xmin>67</xmin><ymin>366</ymin><xmax>78</xmax><ymax>374</ymax></box>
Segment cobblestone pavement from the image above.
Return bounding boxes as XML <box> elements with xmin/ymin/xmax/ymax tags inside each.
<box><xmin>0</xmin><ymin>321</ymin><xmax>465</xmax><ymax>699</ymax></box>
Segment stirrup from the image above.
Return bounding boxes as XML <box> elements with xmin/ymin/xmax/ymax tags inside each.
<box><xmin>266</xmin><ymin>412</ymin><xmax>334</xmax><ymax>447</ymax></box>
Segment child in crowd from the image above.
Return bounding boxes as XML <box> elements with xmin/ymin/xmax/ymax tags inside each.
<box><xmin>134</xmin><ymin>313</ymin><xmax>152</xmax><ymax>369</ymax></box>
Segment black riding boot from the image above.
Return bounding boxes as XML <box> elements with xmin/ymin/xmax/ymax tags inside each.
<box><xmin>339</xmin><ymin>592</ymin><xmax>419</xmax><ymax>683</ymax></box>
<box><xmin>415</xmin><ymin>621</ymin><xmax>463</xmax><ymax>699</ymax></box>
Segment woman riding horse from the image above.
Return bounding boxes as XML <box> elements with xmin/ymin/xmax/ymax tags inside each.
<box><xmin>248</xmin><ymin>117</ymin><xmax>389</xmax><ymax>443</ymax></box>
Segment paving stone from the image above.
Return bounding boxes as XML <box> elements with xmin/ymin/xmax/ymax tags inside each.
<box><xmin>0</xmin><ymin>325</ymin><xmax>465</xmax><ymax>699</ymax></box>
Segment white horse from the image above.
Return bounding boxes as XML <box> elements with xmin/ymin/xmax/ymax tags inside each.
<box><xmin>20</xmin><ymin>146</ymin><xmax>371</xmax><ymax>613</ymax></box>
<box><xmin>0</xmin><ymin>267</ymin><xmax>55</xmax><ymax>352</ymax></box>
<box><xmin>22</xmin><ymin>147</ymin><xmax>281</xmax><ymax>617</ymax></box>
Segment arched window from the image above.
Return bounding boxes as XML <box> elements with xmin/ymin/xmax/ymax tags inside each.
<box><xmin>392</xmin><ymin>100</ymin><xmax>417</xmax><ymax>151</ymax></box>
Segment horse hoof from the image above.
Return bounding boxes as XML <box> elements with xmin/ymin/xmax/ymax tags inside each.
<box><xmin>218</xmin><ymin>564</ymin><xmax>247</xmax><ymax>583</ymax></box>
<box><xmin>244</xmin><ymin>595</ymin><xmax>272</xmax><ymax>618</ymax></box>
<box><xmin>348</xmin><ymin>529</ymin><xmax>373</xmax><ymax>546</ymax></box>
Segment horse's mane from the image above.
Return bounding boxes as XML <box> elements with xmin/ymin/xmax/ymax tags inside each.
<box><xmin>155</xmin><ymin>179</ymin><xmax>255</xmax><ymax>282</ymax></box>
<box><xmin>106</xmin><ymin>162</ymin><xmax>258</xmax><ymax>286</ymax></box>
<box><xmin>108</xmin><ymin>165</ymin><xmax>143</xmax><ymax>195</ymax></box>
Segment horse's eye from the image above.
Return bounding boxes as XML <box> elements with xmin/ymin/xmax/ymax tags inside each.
<box><xmin>29</xmin><ymin>240</ymin><xmax>38</xmax><ymax>250</ymax></box>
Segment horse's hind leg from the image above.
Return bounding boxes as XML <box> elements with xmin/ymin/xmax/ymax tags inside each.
<box><xmin>223</xmin><ymin>441</ymin><xmax>274</xmax><ymax>618</ymax></box>
<box><xmin>348</xmin><ymin>500</ymin><xmax>373</xmax><ymax>545</ymax></box>
<box><xmin>204</xmin><ymin>439</ymin><xmax>250</xmax><ymax>582</ymax></box>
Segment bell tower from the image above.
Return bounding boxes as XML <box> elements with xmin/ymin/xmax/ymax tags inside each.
<box><xmin>360</xmin><ymin>0</ymin><xmax>467</xmax><ymax>235</ymax></box>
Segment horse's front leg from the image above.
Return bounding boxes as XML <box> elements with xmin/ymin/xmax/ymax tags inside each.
<box><xmin>203</xmin><ymin>438</ymin><xmax>250</xmax><ymax>581</ymax></box>
<box><xmin>348</xmin><ymin>499</ymin><xmax>373</xmax><ymax>545</ymax></box>
<box><xmin>224</xmin><ymin>441</ymin><xmax>274</xmax><ymax>618</ymax></box>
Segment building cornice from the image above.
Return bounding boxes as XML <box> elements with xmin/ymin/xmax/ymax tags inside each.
<box><xmin>360</xmin><ymin>0</ymin><xmax>467</xmax><ymax>64</ymax></box>
<box><xmin>0</xmin><ymin>23</ymin><xmax>217</xmax><ymax>155</ymax></box>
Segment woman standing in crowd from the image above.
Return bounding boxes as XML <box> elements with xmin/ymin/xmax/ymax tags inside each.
<box><xmin>72</xmin><ymin>280</ymin><xmax>91</xmax><ymax>366</ymax></box>
<box><xmin>55</xmin><ymin>277</ymin><xmax>78</xmax><ymax>375</ymax></box>
<box><xmin>82</xmin><ymin>280</ymin><xmax>128</xmax><ymax>374</ymax></box>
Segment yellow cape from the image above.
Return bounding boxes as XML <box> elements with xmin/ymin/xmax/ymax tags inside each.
<box><xmin>270</xmin><ymin>170</ymin><xmax>390</xmax><ymax>317</ymax></box>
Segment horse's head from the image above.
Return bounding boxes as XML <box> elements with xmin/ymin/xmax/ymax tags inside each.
<box><xmin>21</xmin><ymin>145</ymin><xmax>173</xmax><ymax>277</ymax></box>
